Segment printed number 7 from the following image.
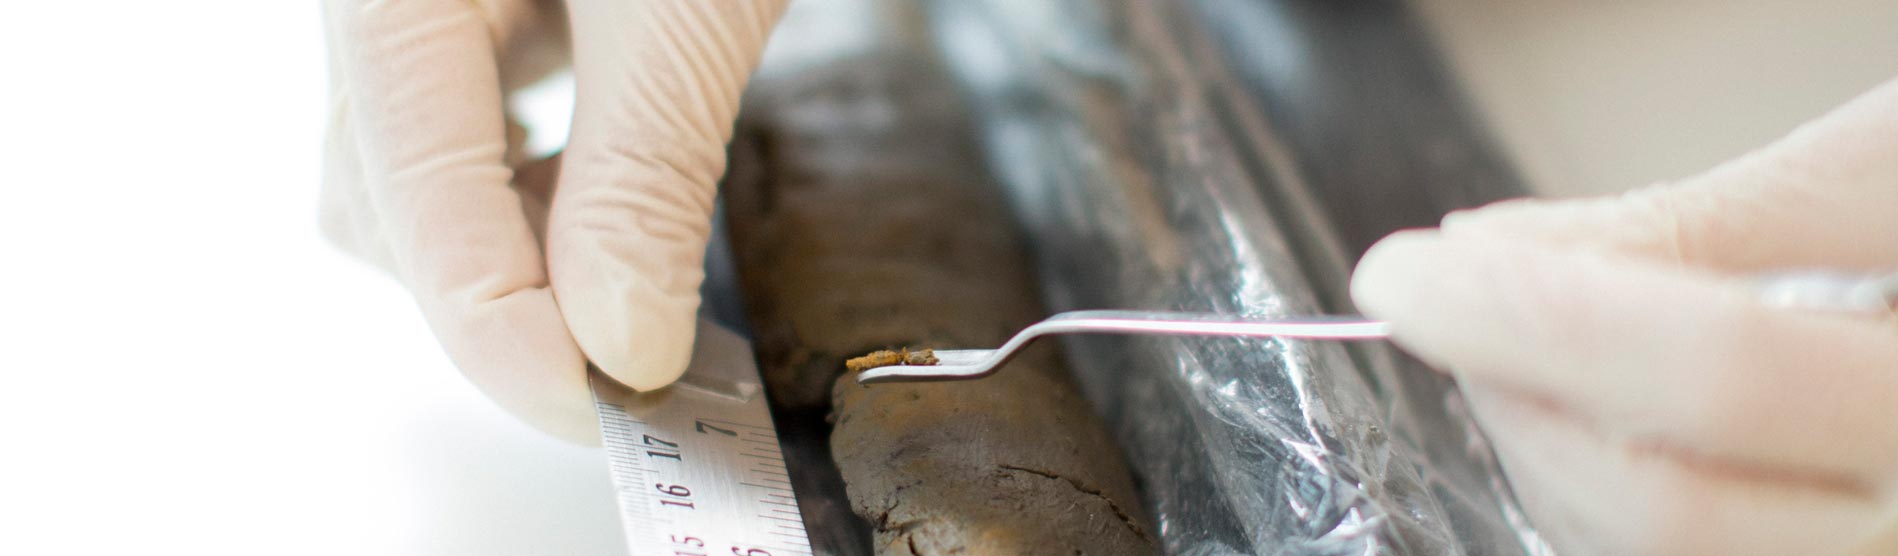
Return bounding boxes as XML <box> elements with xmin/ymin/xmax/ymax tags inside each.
<box><xmin>695</xmin><ymin>420</ymin><xmax>737</xmax><ymax>437</ymax></box>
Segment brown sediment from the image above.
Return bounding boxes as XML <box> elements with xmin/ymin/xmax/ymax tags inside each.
<box><xmin>844</xmin><ymin>349</ymin><xmax>939</xmax><ymax>373</ymax></box>
<box><xmin>723</xmin><ymin>54</ymin><xmax>1156</xmax><ymax>556</ymax></box>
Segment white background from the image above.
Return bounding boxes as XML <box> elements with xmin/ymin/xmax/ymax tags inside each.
<box><xmin>1415</xmin><ymin>0</ymin><xmax>1898</xmax><ymax>197</ymax></box>
<box><xmin>2</xmin><ymin>1</ymin><xmax>1894</xmax><ymax>555</ymax></box>
<box><xmin>2</xmin><ymin>3</ymin><xmax>620</xmax><ymax>555</ymax></box>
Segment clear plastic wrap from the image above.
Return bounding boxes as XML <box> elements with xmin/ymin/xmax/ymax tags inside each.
<box><xmin>922</xmin><ymin>0</ymin><xmax>1554</xmax><ymax>554</ymax></box>
<box><xmin>738</xmin><ymin>0</ymin><xmax>1554</xmax><ymax>553</ymax></box>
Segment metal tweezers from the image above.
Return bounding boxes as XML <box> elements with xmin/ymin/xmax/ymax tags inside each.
<box><xmin>856</xmin><ymin>270</ymin><xmax>1898</xmax><ymax>384</ymax></box>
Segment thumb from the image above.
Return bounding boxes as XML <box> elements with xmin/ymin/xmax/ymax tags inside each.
<box><xmin>549</xmin><ymin>0</ymin><xmax>786</xmax><ymax>391</ymax></box>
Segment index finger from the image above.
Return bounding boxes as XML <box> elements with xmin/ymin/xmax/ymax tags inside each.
<box><xmin>1353</xmin><ymin>231</ymin><xmax>1898</xmax><ymax>478</ymax></box>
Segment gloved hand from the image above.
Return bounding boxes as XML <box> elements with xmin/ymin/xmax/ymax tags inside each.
<box><xmin>321</xmin><ymin>0</ymin><xmax>786</xmax><ymax>442</ymax></box>
<box><xmin>1353</xmin><ymin>78</ymin><xmax>1898</xmax><ymax>555</ymax></box>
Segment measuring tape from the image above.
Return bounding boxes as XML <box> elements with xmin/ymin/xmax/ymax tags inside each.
<box><xmin>590</xmin><ymin>320</ymin><xmax>814</xmax><ymax>556</ymax></box>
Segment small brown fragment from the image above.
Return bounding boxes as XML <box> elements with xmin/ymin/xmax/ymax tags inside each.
<box><xmin>844</xmin><ymin>349</ymin><xmax>939</xmax><ymax>373</ymax></box>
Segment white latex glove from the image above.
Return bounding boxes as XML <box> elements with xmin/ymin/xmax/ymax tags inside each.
<box><xmin>1353</xmin><ymin>78</ymin><xmax>1898</xmax><ymax>555</ymax></box>
<box><xmin>321</xmin><ymin>0</ymin><xmax>786</xmax><ymax>442</ymax></box>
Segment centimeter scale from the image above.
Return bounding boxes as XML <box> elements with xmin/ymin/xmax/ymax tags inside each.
<box><xmin>590</xmin><ymin>320</ymin><xmax>813</xmax><ymax>556</ymax></box>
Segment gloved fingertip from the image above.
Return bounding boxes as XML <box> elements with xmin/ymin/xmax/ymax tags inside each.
<box><xmin>562</xmin><ymin>283</ymin><xmax>702</xmax><ymax>393</ymax></box>
<box><xmin>1439</xmin><ymin>197</ymin><xmax>1581</xmax><ymax>240</ymax></box>
<box><xmin>424</xmin><ymin>286</ymin><xmax>604</xmax><ymax>445</ymax></box>
<box><xmin>606</xmin><ymin>330</ymin><xmax>696</xmax><ymax>392</ymax></box>
<box><xmin>1439</xmin><ymin>191</ymin><xmax>1693</xmax><ymax>263</ymax></box>
<box><xmin>1350</xmin><ymin>229</ymin><xmax>1452</xmax><ymax>325</ymax></box>
<box><xmin>1438</xmin><ymin>199</ymin><xmax>1527</xmax><ymax>233</ymax></box>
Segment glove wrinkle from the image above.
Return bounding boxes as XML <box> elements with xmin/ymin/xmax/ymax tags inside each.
<box><xmin>552</xmin><ymin>0</ymin><xmax>787</xmax><ymax>391</ymax></box>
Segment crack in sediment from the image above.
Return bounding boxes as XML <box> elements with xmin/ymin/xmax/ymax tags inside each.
<box><xmin>997</xmin><ymin>465</ymin><xmax>1154</xmax><ymax>545</ymax></box>
<box><xmin>869</xmin><ymin>482</ymin><xmax>915</xmax><ymax>529</ymax></box>
<box><xmin>872</xmin><ymin>498</ymin><xmax>936</xmax><ymax>556</ymax></box>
